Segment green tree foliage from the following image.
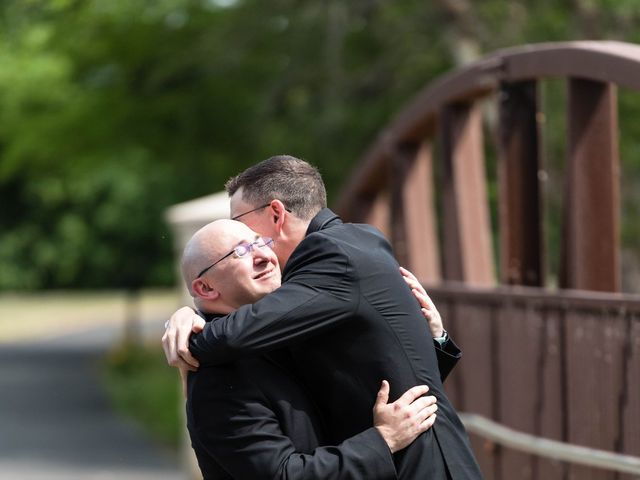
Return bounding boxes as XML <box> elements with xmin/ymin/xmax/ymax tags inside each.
<box><xmin>1</xmin><ymin>0</ymin><xmax>639</xmax><ymax>290</ymax></box>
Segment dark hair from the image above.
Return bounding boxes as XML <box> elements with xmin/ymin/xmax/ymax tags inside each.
<box><xmin>225</xmin><ymin>155</ymin><xmax>327</xmax><ymax>220</ymax></box>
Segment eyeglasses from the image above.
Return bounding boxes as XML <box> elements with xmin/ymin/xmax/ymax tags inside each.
<box><xmin>196</xmin><ymin>237</ymin><xmax>275</xmax><ymax>278</ymax></box>
<box><xmin>231</xmin><ymin>203</ymin><xmax>271</xmax><ymax>221</ymax></box>
<box><xmin>231</xmin><ymin>202</ymin><xmax>292</xmax><ymax>221</ymax></box>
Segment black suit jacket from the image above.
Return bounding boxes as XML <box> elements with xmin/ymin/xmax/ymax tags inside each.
<box><xmin>191</xmin><ymin>209</ymin><xmax>482</xmax><ymax>479</ymax></box>
<box><xmin>187</xmin><ymin>328</ymin><xmax>397</xmax><ymax>479</ymax></box>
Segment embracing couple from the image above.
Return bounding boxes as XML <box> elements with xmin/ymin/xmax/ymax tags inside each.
<box><xmin>163</xmin><ymin>155</ymin><xmax>483</xmax><ymax>479</ymax></box>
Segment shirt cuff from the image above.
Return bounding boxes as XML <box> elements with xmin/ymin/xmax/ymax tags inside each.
<box><xmin>433</xmin><ymin>329</ymin><xmax>448</xmax><ymax>346</ymax></box>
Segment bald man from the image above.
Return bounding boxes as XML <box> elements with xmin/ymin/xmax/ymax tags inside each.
<box><xmin>180</xmin><ymin>220</ymin><xmax>439</xmax><ymax>480</ymax></box>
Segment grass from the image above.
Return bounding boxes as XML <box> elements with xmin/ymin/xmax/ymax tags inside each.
<box><xmin>103</xmin><ymin>342</ymin><xmax>183</xmax><ymax>449</ymax></box>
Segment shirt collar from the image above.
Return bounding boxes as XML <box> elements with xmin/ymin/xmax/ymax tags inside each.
<box><xmin>305</xmin><ymin>208</ymin><xmax>342</xmax><ymax>237</ymax></box>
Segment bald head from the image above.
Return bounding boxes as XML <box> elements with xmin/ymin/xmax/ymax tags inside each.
<box><xmin>181</xmin><ymin>219</ymin><xmax>282</xmax><ymax>313</ymax></box>
<box><xmin>181</xmin><ymin>219</ymin><xmax>252</xmax><ymax>292</ymax></box>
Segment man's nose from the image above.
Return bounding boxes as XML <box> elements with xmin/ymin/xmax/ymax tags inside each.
<box><xmin>252</xmin><ymin>246</ymin><xmax>271</xmax><ymax>263</ymax></box>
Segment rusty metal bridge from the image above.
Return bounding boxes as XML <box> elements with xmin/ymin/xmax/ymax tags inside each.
<box><xmin>337</xmin><ymin>41</ymin><xmax>640</xmax><ymax>480</ymax></box>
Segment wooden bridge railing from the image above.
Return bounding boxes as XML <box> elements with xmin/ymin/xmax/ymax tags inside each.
<box><xmin>335</xmin><ymin>41</ymin><xmax>640</xmax><ymax>478</ymax></box>
<box><xmin>435</xmin><ymin>285</ymin><xmax>640</xmax><ymax>480</ymax></box>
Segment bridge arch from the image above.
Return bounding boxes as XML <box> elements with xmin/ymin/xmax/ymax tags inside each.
<box><xmin>337</xmin><ymin>40</ymin><xmax>640</xmax><ymax>292</ymax></box>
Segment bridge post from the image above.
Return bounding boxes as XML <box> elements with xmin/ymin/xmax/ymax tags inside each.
<box><xmin>497</xmin><ymin>80</ymin><xmax>544</xmax><ymax>287</ymax></box>
<box><xmin>440</xmin><ymin>102</ymin><xmax>495</xmax><ymax>286</ymax></box>
<box><xmin>363</xmin><ymin>184</ymin><xmax>391</xmax><ymax>240</ymax></box>
<box><xmin>562</xmin><ymin>79</ymin><xmax>620</xmax><ymax>292</ymax></box>
<box><xmin>390</xmin><ymin>141</ymin><xmax>441</xmax><ymax>282</ymax></box>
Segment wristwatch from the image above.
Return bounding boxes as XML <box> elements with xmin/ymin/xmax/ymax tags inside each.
<box><xmin>434</xmin><ymin>329</ymin><xmax>448</xmax><ymax>346</ymax></box>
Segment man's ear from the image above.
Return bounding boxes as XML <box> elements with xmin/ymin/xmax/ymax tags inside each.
<box><xmin>269</xmin><ymin>199</ymin><xmax>288</xmax><ymax>232</ymax></box>
<box><xmin>191</xmin><ymin>278</ymin><xmax>220</xmax><ymax>301</ymax></box>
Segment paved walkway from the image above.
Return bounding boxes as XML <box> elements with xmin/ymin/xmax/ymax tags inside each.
<box><xmin>0</xmin><ymin>301</ymin><xmax>189</xmax><ymax>480</ymax></box>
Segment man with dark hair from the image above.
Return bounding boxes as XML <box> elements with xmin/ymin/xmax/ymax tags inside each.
<box><xmin>180</xmin><ymin>219</ymin><xmax>439</xmax><ymax>479</ymax></box>
<box><xmin>225</xmin><ymin>154</ymin><xmax>327</xmax><ymax>220</ymax></box>
<box><xmin>164</xmin><ymin>155</ymin><xmax>482</xmax><ymax>479</ymax></box>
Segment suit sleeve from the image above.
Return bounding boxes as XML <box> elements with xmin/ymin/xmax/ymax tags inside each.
<box><xmin>434</xmin><ymin>336</ymin><xmax>462</xmax><ymax>382</ymax></box>
<box><xmin>190</xmin><ymin>369</ymin><xmax>397</xmax><ymax>480</ymax></box>
<box><xmin>274</xmin><ymin>428</ymin><xmax>397</xmax><ymax>480</ymax></box>
<box><xmin>190</xmin><ymin>234</ymin><xmax>357</xmax><ymax>365</ymax></box>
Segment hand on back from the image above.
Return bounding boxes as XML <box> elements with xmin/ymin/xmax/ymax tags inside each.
<box><xmin>373</xmin><ymin>380</ymin><xmax>437</xmax><ymax>453</ymax></box>
<box><xmin>400</xmin><ymin>266</ymin><xmax>444</xmax><ymax>338</ymax></box>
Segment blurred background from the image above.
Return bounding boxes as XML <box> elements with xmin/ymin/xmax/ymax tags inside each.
<box><xmin>1</xmin><ymin>0</ymin><xmax>639</xmax><ymax>479</ymax></box>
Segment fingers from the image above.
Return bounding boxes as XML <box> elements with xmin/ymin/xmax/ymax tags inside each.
<box><xmin>400</xmin><ymin>268</ymin><xmax>427</xmax><ymax>296</ymax></box>
<box><xmin>400</xmin><ymin>267</ymin><xmax>439</xmax><ymax>315</ymax></box>
<box><xmin>162</xmin><ymin>328</ymin><xmax>180</xmax><ymax>367</ymax></box>
<box><xmin>173</xmin><ymin>355</ymin><xmax>198</xmax><ymax>372</ymax></box>
<box><xmin>412</xmin><ymin>289</ymin><xmax>430</xmax><ymax>310</ymax></box>
<box><xmin>411</xmin><ymin>398</ymin><xmax>438</xmax><ymax>435</ymax></box>
<box><xmin>192</xmin><ymin>317</ymin><xmax>205</xmax><ymax>333</ymax></box>
<box><xmin>413</xmin><ymin>288</ymin><xmax>435</xmax><ymax>309</ymax></box>
<box><xmin>161</xmin><ymin>330</ymin><xmax>172</xmax><ymax>363</ymax></box>
<box><xmin>396</xmin><ymin>384</ymin><xmax>430</xmax><ymax>406</ymax></box>
<box><xmin>418</xmin><ymin>403</ymin><xmax>438</xmax><ymax>424</ymax></box>
<box><xmin>178</xmin><ymin>347</ymin><xmax>200</xmax><ymax>371</ymax></box>
<box><xmin>398</xmin><ymin>391</ymin><xmax>437</xmax><ymax>426</ymax></box>
<box><xmin>399</xmin><ymin>266</ymin><xmax>418</xmax><ymax>282</ymax></box>
<box><xmin>176</xmin><ymin>309</ymin><xmax>200</xmax><ymax>368</ymax></box>
<box><xmin>410</xmin><ymin>394</ymin><xmax>437</xmax><ymax>411</ymax></box>
<box><xmin>183</xmin><ymin>356</ymin><xmax>198</xmax><ymax>371</ymax></box>
<box><xmin>411</xmin><ymin>288</ymin><xmax>444</xmax><ymax>337</ymax></box>
<box><xmin>174</xmin><ymin>325</ymin><xmax>195</xmax><ymax>367</ymax></box>
<box><xmin>403</xmin><ymin>275</ymin><xmax>423</xmax><ymax>293</ymax></box>
<box><xmin>373</xmin><ymin>381</ymin><xmax>438</xmax><ymax>453</ymax></box>
<box><xmin>420</xmin><ymin>413</ymin><xmax>437</xmax><ymax>431</ymax></box>
<box><xmin>420</xmin><ymin>304</ymin><xmax>437</xmax><ymax>324</ymax></box>
<box><xmin>162</xmin><ymin>307</ymin><xmax>201</xmax><ymax>369</ymax></box>
<box><xmin>403</xmin><ymin>272</ymin><xmax>438</xmax><ymax>322</ymax></box>
<box><xmin>401</xmin><ymin>269</ymin><xmax>443</xmax><ymax>333</ymax></box>
<box><xmin>375</xmin><ymin>380</ymin><xmax>390</xmax><ymax>409</ymax></box>
<box><xmin>400</xmin><ymin>267</ymin><xmax>420</xmax><ymax>286</ymax></box>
